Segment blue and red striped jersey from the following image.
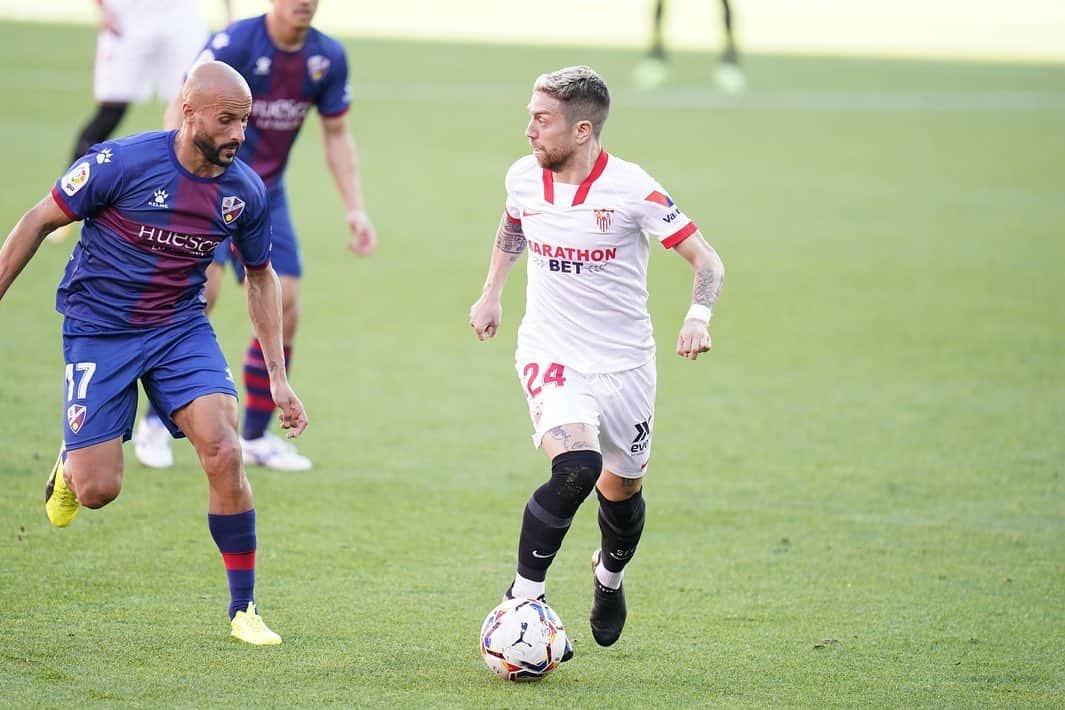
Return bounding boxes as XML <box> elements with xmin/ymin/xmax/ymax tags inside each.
<box><xmin>199</xmin><ymin>15</ymin><xmax>351</xmax><ymax>188</ymax></box>
<box><xmin>52</xmin><ymin>130</ymin><xmax>271</xmax><ymax>330</ymax></box>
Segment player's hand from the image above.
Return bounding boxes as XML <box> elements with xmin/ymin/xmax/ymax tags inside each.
<box><xmin>469</xmin><ymin>296</ymin><xmax>502</xmax><ymax>341</ymax></box>
<box><xmin>99</xmin><ymin>6</ymin><xmax>122</xmax><ymax>35</ymax></box>
<box><xmin>346</xmin><ymin>209</ymin><xmax>377</xmax><ymax>257</ymax></box>
<box><xmin>676</xmin><ymin>319</ymin><xmax>711</xmax><ymax>360</ymax></box>
<box><xmin>271</xmin><ymin>382</ymin><xmax>309</xmax><ymax>438</ymax></box>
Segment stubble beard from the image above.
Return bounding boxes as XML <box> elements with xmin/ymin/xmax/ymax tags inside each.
<box><xmin>535</xmin><ymin>144</ymin><xmax>574</xmax><ymax>173</ymax></box>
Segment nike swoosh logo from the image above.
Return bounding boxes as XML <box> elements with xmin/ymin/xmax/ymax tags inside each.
<box><xmin>531</xmin><ymin>549</ymin><xmax>556</xmax><ymax>559</ymax></box>
<box><xmin>523</xmin><ymin>209</ymin><xmax>542</xmax><ymax>217</ymax></box>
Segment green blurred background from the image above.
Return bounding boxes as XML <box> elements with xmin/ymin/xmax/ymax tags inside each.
<box><xmin>0</xmin><ymin>3</ymin><xmax>1062</xmax><ymax>707</ymax></box>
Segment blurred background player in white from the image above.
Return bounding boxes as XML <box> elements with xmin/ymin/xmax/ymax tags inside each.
<box><xmin>133</xmin><ymin>0</ymin><xmax>377</xmax><ymax>472</ymax></box>
<box><xmin>49</xmin><ymin>1</ymin><xmax>232</xmax><ymax>243</ymax></box>
<box><xmin>633</xmin><ymin>0</ymin><xmax>746</xmax><ymax>92</ymax></box>
<box><xmin>469</xmin><ymin>66</ymin><xmax>725</xmax><ymax>650</ymax></box>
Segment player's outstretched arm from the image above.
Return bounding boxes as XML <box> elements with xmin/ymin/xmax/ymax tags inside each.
<box><xmin>320</xmin><ymin>115</ymin><xmax>377</xmax><ymax>257</ymax></box>
<box><xmin>672</xmin><ymin>231</ymin><xmax>725</xmax><ymax>360</ymax></box>
<box><xmin>0</xmin><ymin>194</ymin><xmax>74</xmax><ymax>301</ymax></box>
<box><xmin>469</xmin><ymin>213</ymin><xmax>526</xmax><ymax>341</ymax></box>
<box><xmin>244</xmin><ymin>265</ymin><xmax>309</xmax><ymax>437</ymax></box>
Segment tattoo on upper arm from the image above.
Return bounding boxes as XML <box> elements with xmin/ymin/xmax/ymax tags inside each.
<box><xmin>495</xmin><ymin>215</ymin><xmax>526</xmax><ymax>258</ymax></box>
<box><xmin>693</xmin><ymin>247</ymin><xmax>724</xmax><ymax>308</ymax></box>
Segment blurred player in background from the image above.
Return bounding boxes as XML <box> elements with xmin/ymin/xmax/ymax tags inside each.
<box><xmin>134</xmin><ymin>0</ymin><xmax>378</xmax><ymax>472</ymax></box>
<box><xmin>0</xmin><ymin>61</ymin><xmax>307</xmax><ymax>645</ymax></box>
<box><xmin>633</xmin><ymin>0</ymin><xmax>746</xmax><ymax>92</ymax></box>
<box><xmin>469</xmin><ymin>66</ymin><xmax>725</xmax><ymax>651</ymax></box>
<box><xmin>49</xmin><ymin>1</ymin><xmax>232</xmax><ymax>242</ymax></box>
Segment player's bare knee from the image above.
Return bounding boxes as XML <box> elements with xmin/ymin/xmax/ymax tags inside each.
<box><xmin>207</xmin><ymin>439</ymin><xmax>243</xmax><ymax>474</ymax></box>
<box><xmin>596</xmin><ymin>471</ymin><xmax>643</xmax><ymax>502</ymax></box>
<box><xmin>76</xmin><ymin>474</ymin><xmax>122</xmax><ymax>509</ymax></box>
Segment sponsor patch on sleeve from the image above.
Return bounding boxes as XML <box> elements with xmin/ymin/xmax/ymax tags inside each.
<box><xmin>644</xmin><ymin>190</ymin><xmax>674</xmax><ymax>207</ymax></box>
<box><xmin>61</xmin><ymin>162</ymin><xmax>91</xmax><ymax>196</ymax></box>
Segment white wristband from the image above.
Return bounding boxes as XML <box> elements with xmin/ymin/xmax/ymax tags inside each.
<box><xmin>685</xmin><ymin>304</ymin><xmax>712</xmax><ymax>324</ymax></box>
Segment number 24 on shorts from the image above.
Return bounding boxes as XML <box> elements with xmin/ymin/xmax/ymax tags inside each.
<box><xmin>523</xmin><ymin>362</ymin><xmax>567</xmax><ymax>397</ymax></box>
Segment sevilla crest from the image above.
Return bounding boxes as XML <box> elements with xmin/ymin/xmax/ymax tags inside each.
<box><xmin>593</xmin><ymin>209</ymin><xmax>614</xmax><ymax>233</ymax></box>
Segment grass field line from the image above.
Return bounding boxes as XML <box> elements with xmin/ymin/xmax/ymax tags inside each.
<box><xmin>354</xmin><ymin>82</ymin><xmax>1065</xmax><ymax>113</ymax></box>
<box><xmin>3</xmin><ymin>69</ymin><xmax>1065</xmax><ymax>113</ymax></box>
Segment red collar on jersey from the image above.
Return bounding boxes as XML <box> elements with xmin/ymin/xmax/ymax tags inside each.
<box><xmin>541</xmin><ymin>150</ymin><xmax>610</xmax><ymax>206</ymax></box>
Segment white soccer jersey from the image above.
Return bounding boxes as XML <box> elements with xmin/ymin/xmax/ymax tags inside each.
<box><xmin>505</xmin><ymin>151</ymin><xmax>697</xmax><ymax>373</ymax></box>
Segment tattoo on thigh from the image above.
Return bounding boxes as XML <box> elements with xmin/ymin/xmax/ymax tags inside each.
<box><xmin>547</xmin><ymin>424</ymin><xmax>595</xmax><ymax>451</ymax></box>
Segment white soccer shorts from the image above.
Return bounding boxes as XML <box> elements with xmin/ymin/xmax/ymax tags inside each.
<box><xmin>93</xmin><ymin>13</ymin><xmax>205</xmax><ymax>103</ymax></box>
<box><xmin>515</xmin><ymin>356</ymin><xmax>656</xmax><ymax>478</ymax></box>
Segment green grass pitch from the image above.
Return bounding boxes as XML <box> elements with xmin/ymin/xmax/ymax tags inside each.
<box><xmin>1</xmin><ymin>19</ymin><xmax>1063</xmax><ymax>708</ymax></box>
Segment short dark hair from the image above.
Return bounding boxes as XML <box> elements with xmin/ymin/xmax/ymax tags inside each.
<box><xmin>533</xmin><ymin>65</ymin><xmax>611</xmax><ymax>137</ymax></box>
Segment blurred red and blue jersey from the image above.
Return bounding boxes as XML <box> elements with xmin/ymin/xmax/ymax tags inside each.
<box><xmin>197</xmin><ymin>15</ymin><xmax>351</xmax><ymax>189</ymax></box>
<box><xmin>51</xmin><ymin>130</ymin><xmax>271</xmax><ymax>330</ymax></box>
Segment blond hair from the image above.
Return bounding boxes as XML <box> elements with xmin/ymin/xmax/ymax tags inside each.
<box><xmin>533</xmin><ymin>65</ymin><xmax>611</xmax><ymax>137</ymax></box>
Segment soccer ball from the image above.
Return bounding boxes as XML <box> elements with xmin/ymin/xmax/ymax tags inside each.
<box><xmin>480</xmin><ymin>597</ymin><xmax>568</xmax><ymax>681</ymax></box>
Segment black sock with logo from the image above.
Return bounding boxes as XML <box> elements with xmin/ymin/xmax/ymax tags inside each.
<box><xmin>516</xmin><ymin>450</ymin><xmax>601</xmax><ymax>582</ymax></box>
<box><xmin>596</xmin><ymin>488</ymin><xmax>646</xmax><ymax>576</ymax></box>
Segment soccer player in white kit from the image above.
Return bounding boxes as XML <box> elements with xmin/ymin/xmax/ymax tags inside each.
<box><xmin>68</xmin><ymin>1</ymin><xmax>231</xmax><ymax>169</ymax></box>
<box><xmin>469</xmin><ymin>66</ymin><xmax>726</xmax><ymax>651</ymax></box>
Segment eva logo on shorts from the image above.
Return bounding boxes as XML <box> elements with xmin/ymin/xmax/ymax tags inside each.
<box><xmin>630</xmin><ymin>419</ymin><xmax>651</xmax><ymax>454</ymax></box>
<box><xmin>221</xmin><ymin>196</ymin><xmax>246</xmax><ymax>223</ymax></box>
<box><xmin>66</xmin><ymin>404</ymin><xmax>87</xmax><ymax>434</ymax></box>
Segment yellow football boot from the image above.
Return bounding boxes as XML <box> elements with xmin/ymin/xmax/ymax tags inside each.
<box><xmin>230</xmin><ymin>602</ymin><xmax>282</xmax><ymax>646</ymax></box>
<box><xmin>44</xmin><ymin>447</ymin><xmax>80</xmax><ymax>528</ymax></box>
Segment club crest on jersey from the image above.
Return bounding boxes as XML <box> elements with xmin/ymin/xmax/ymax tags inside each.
<box><xmin>221</xmin><ymin>195</ymin><xmax>246</xmax><ymax>223</ymax></box>
<box><xmin>593</xmin><ymin>208</ymin><xmax>615</xmax><ymax>233</ymax></box>
<box><xmin>61</xmin><ymin>162</ymin><xmax>91</xmax><ymax>196</ymax></box>
<box><xmin>307</xmin><ymin>55</ymin><xmax>330</xmax><ymax>82</ymax></box>
<box><xmin>66</xmin><ymin>404</ymin><xmax>87</xmax><ymax>434</ymax></box>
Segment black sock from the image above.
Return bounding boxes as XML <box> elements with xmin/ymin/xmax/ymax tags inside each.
<box><xmin>597</xmin><ymin>488</ymin><xmax>646</xmax><ymax>574</ymax></box>
<box><xmin>516</xmin><ymin>450</ymin><xmax>601</xmax><ymax>582</ymax></box>
<box><xmin>720</xmin><ymin>0</ymin><xmax>740</xmax><ymax>64</ymax></box>
<box><xmin>649</xmin><ymin>0</ymin><xmax>666</xmax><ymax>59</ymax></box>
<box><xmin>71</xmin><ymin>103</ymin><xmax>127</xmax><ymax>162</ymax></box>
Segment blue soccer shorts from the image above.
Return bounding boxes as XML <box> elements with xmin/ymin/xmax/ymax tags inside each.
<box><xmin>213</xmin><ymin>184</ymin><xmax>301</xmax><ymax>280</ymax></box>
<box><xmin>60</xmin><ymin>315</ymin><xmax>239</xmax><ymax>451</ymax></box>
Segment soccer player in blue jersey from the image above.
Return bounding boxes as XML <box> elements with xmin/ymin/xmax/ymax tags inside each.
<box><xmin>134</xmin><ymin>0</ymin><xmax>377</xmax><ymax>471</ymax></box>
<box><xmin>0</xmin><ymin>61</ymin><xmax>307</xmax><ymax>646</ymax></box>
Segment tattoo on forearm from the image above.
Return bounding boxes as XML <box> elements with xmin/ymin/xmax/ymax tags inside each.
<box><xmin>693</xmin><ymin>249</ymin><xmax>724</xmax><ymax>308</ymax></box>
<box><xmin>547</xmin><ymin>424</ymin><xmax>595</xmax><ymax>452</ymax></box>
<box><xmin>495</xmin><ymin>216</ymin><xmax>526</xmax><ymax>259</ymax></box>
<box><xmin>268</xmin><ymin>360</ymin><xmax>282</xmax><ymax>376</ymax></box>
